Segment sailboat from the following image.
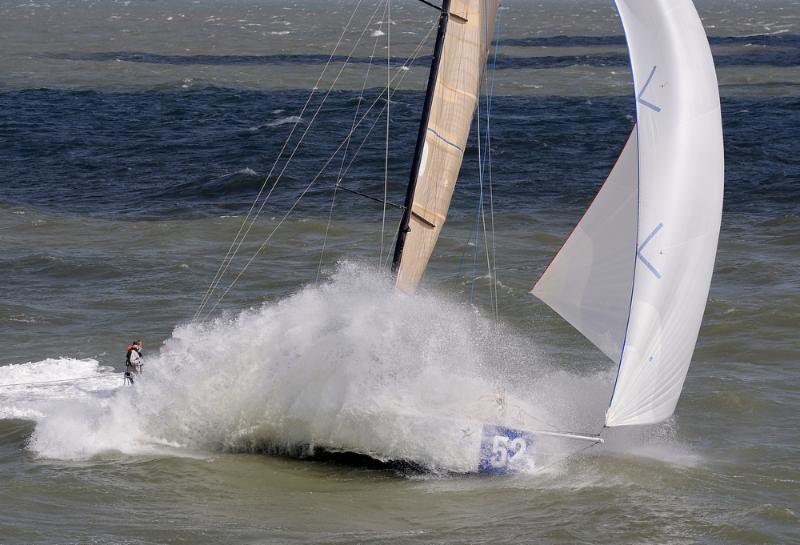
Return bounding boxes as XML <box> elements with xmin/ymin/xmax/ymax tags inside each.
<box><xmin>383</xmin><ymin>0</ymin><xmax>724</xmax><ymax>472</ymax></box>
<box><xmin>196</xmin><ymin>0</ymin><xmax>723</xmax><ymax>474</ymax></box>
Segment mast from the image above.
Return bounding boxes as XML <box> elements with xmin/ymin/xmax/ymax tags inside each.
<box><xmin>391</xmin><ymin>0</ymin><xmax>452</xmax><ymax>273</ymax></box>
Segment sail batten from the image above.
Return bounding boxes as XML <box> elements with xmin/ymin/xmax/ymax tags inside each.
<box><xmin>394</xmin><ymin>0</ymin><xmax>499</xmax><ymax>294</ymax></box>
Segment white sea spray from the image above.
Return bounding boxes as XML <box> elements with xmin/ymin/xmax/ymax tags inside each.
<box><xmin>17</xmin><ymin>264</ymin><xmax>616</xmax><ymax>471</ymax></box>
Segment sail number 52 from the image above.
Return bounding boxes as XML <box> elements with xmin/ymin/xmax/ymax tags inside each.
<box><xmin>490</xmin><ymin>435</ymin><xmax>527</xmax><ymax>468</ymax></box>
<box><xmin>478</xmin><ymin>425</ymin><xmax>534</xmax><ymax>474</ymax></box>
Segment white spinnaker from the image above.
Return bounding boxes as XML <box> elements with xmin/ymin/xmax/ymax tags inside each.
<box><xmin>532</xmin><ymin>0</ymin><xmax>723</xmax><ymax>428</ymax></box>
<box><xmin>606</xmin><ymin>0</ymin><xmax>724</xmax><ymax>426</ymax></box>
<box><xmin>531</xmin><ymin>130</ymin><xmax>638</xmax><ymax>363</ymax></box>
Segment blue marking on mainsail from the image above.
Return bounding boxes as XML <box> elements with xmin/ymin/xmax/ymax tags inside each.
<box><xmin>427</xmin><ymin>127</ymin><xmax>464</xmax><ymax>152</ymax></box>
<box><xmin>637</xmin><ymin>65</ymin><xmax>662</xmax><ymax>112</ymax></box>
<box><xmin>637</xmin><ymin>222</ymin><xmax>664</xmax><ymax>279</ymax></box>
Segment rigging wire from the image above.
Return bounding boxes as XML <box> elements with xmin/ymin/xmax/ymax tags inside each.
<box><xmin>188</xmin><ymin>2</ymin><xmax>589</xmax><ymax>455</ymax></box>
<box><xmin>383</xmin><ymin>216</ymin><xmax>404</xmax><ymax>269</ymax></box>
<box><xmin>380</xmin><ymin>0</ymin><xmax>392</xmax><ymax>267</ymax></box>
<box><xmin>470</xmin><ymin>67</ymin><xmax>491</xmax><ymax>311</ymax></box>
<box><xmin>460</xmin><ymin>1</ymin><xmax>505</xmax><ymax>409</ymax></box>
<box><xmin>194</xmin><ymin>0</ymin><xmax>375</xmax><ymax>320</ymax></box>
<box><xmin>201</xmin><ymin>93</ymin><xmax>393</xmax><ymax>318</ymax></box>
<box><xmin>484</xmin><ymin>3</ymin><xmax>502</xmax><ymax>321</ymax></box>
<box><xmin>468</xmin><ymin>82</ymin><xmax>482</xmax><ymax>299</ymax></box>
<box><xmin>197</xmin><ymin>0</ymin><xmax>383</xmax><ymax>318</ymax></box>
<box><xmin>333</xmin><ymin>12</ymin><xmax>438</xmax><ymax>190</ymax></box>
<box><xmin>316</xmin><ymin>20</ymin><xmax>438</xmax><ymax>225</ymax></box>
<box><xmin>195</xmin><ymin>1</ymin><xmax>367</xmax><ymax>319</ymax></box>
<box><xmin>468</xmin><ymin>29</ymin><xmax>488</xmax><ymax>308</ymax></box>
<box><xmin>202</xmin><ymin>30</ymin><xmax>437</xmax><ymax>318</ymax></box>
<box><xmin>330</xmin><ymin>22</ymin><xmax>438</xmax><ymax>274</ymax></box>
<box><xmin>480</xmin><ymin>193</ymin><xmax>494</xmax><ymax>311</ymax></box>
<box><xmin>481</xmin><ymin>1</ymin><xmax>506</xmax><ymax>405</ymax></box>
<box><xmin>465</xmin><ymin>1</ymin><xmax>501</xmax><ymax>318</ymax></box>
<box><xmin>316</xmin><ymin>8</ymin><xmax>387</xmax><ymax>284</ymax></box>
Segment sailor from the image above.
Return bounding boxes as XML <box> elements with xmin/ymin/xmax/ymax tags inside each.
<box><xmin>124</xmin><ymin>340</ymin><xmax>144</xmax><ymax>384</ymax></box>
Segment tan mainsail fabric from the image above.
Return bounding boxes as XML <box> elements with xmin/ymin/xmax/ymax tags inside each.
<box><xmin>395</xmin><ymin>0</ymin><xmax>499</xmax><ymax>294</ymax></box>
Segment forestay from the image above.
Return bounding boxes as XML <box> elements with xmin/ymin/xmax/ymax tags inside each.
<box><xmin>533</xmin><ymin>0</ymin><xmax>724</xmax><ymax>427</ymax></box>
<box><xmin>395</xmin><ymin>0</ymin><xmax>499</xmax><ymax>294</ymax></box>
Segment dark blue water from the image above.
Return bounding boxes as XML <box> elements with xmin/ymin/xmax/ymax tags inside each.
<box><xmin>1</xmin><ymin>89</ymin><xmax>797</xmax><ymax>221</ymax></box>
<box><xmin>40</xmin><ymin>33</ymin><xmax>800</xmax><ymax>69</ymax></box>
<box><xmin>42</xmin><ymin>45</ymin><xmax>800</xmax><ymax>70</ymax></box>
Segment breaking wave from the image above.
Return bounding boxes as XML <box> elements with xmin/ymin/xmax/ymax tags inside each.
<box><xmin>11</xmin><ymin>264</ymin><xmax>614</xmax><ymax>471</ymax></box>
<box><xmin>0</xmin><ymin>358</ymin><xmax>119</xmax><ymax>420</ymax></box>
<box><xmin>267</xmin><ymin>115</ymin><xmax>303</xmax><ymax>127</ymax></box>
<box><xmin>155</xmin><ymin>168</ymin><xmax>269</xmax><ymax>199</ymax></box>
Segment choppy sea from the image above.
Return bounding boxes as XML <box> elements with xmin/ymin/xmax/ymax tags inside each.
<box><xmin>1</xmin><ymin>1</ymin><xmax>798</xmax><ymax>544</ymax></box>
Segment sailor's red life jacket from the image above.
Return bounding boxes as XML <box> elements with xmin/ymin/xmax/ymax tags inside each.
<box><xmin>126</xmin><ymin>345</ymin><xmax>142</xmax><ymax>366</ymax></box>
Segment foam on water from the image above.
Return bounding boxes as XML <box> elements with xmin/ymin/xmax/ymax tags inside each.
<box><xmin>0</xmin><ymin>357</ymin><xmax>120</xmax><ymax>419</ymax></box>
<box><xmin>14</xmin><ymin>264</ymin><xmax>622</xmax><ymax>470</ymax></box>
<box><xmin>267</xmin><ymin>115</ymin><xmax>303</xmax><ymax>127</ymax></box>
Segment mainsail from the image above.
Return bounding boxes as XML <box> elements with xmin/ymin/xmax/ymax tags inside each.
<box><xmin>532</xmin><ymin>0</ymin><xmax>724</xmax><ymax>427</ymax></box>
<box><xmin>393</xmin><ymin>0</ymin><xmax>499</xmax><ymax>294</ymax></box>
